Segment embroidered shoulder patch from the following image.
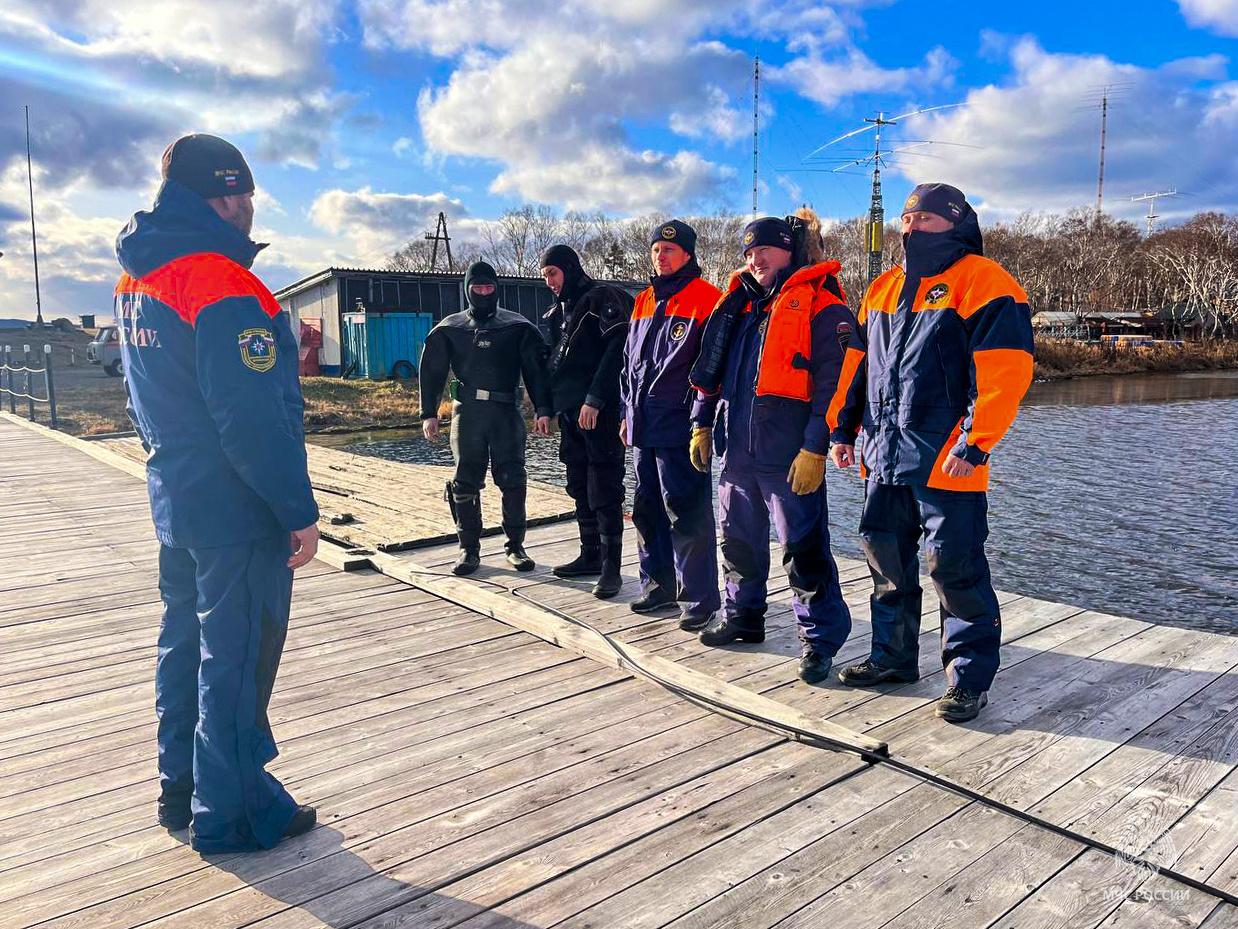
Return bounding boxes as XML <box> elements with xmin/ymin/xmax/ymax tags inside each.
<box><xmin>238</xmin><ymin>328</ymin><xmax>277</xmax><ymax>372</ymax></box>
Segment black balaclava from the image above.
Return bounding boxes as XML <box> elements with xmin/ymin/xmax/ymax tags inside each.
<box><xmin>465</xmin><ymin>260</ymin><xmax>499</xmax><ymax>319</ymax></box>
<box><xmin>901</xmin><ymin>182</ymin><xmax>984</xmax><ymax>278</ymax></box>
<box><xmin>540</xmin><ymin>244</ymin><xmax>590</xmax><ymax>304</ymax></box>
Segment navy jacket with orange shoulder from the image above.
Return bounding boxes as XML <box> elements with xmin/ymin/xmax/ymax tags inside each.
<box><xmin>620</xmin><ymin>261</ymin><xmax>720</xmax><ymax>448</ymax></box>
<box><xmin>691</xmin><ymin>260</ymin><xmax>855</xmax><ymax>468</ymax></box>
<box><xmin>114</xmin><ymin>179</ymin><xmax>318</xmax><ymax>548</ymax></box>
<box><xmin>826</xmin><ymin>214</ymin><xmax>1034</xmax><ymax>492</ymax></box>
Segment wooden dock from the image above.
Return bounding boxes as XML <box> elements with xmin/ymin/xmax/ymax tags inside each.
<box><xmin>3</xmin><ymin>410</ymin><xmax>1238</xmax><ymax>929</ymax></box>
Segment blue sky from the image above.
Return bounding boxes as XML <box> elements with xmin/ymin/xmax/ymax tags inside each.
<box><xmin>1</xmin><ymin>0</ymin><xmax>1236</xmax><ymax>318</ymax></box>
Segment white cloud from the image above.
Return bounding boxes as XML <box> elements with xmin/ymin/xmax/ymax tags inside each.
<box><xmin>897</xmin><ymin>39</ymin><xmax>1238</xmax><ymax>221</ymax></box>
<box><xmin>1177</xmin><ymin>0</ymin><xmax>1238</xmax><ymax>36</ymax></box>
<box><xmin>307</xmin><ymin>186</ymin><xmax>473</xmax><ymax>258</ymax></box>
<box><xmin>670</xmin><ymin>86</ymin><xmax>748</xmax><ymax>142</ymax></box>
<box><xmin>773</xmin><ymin>46</ymin><xmax>957</xmax><ymax>108</ymax></box>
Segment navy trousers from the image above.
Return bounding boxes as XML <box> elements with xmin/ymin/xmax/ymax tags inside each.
<box><xmin>156</xmin><ymin>537</ymin><xmax>297</xmax><ymax>852</ymax></box>
<box><xmin>717</xmin><ymin>461</ymin><xmax>851</xmax><ymax>654</ymax></box>
<box><xmin>631</xmin><ymin>445</ymin><xmax>720</xmax><ymax>620</ymax></box>
<box><xmin>859</xmin><ymin>482</ymin><xmax>1002</xmax><ymax>691</ymax></box>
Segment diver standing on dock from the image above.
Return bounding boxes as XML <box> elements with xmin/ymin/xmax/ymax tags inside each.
<box><xmin>114</xmin><ymin>134</ymin><xmax>319</xmax><ymax>852</ymax></box>
<box><xmin>829</xmin><ymin>182</ymin><xmax>1035</xmax><ymax>723</ymax></box>
<box><xmin>540</xmin><ymin>244</ymin><xmax>633</xmax><ymax>599</ymax></box>
<box><xmin>689</xmin><ymin>210</ymin><xmax>854</xmax><ymax>684</ymax></box>
<box><xmin>621</xmin><ymin>220</ymin><xmax>722</xmax><ymax>630</ymax></box>
<box><xmin>419</xmin><ymin>260</ymin><xmax>553</xmax><ymax>575</ymax></box>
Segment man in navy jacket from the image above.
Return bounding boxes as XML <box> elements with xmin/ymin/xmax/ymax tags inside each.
<box><xmin>115</xmin><ymin>134</ymin><xmax>318</xmax><ymax>853</ymax></box>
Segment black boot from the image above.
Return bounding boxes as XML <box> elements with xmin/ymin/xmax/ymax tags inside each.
<box><xmin>554</xmin><ymin>516</ymin><xmax>602</xmax><ymax>578</ymax></box>
<box><xmin>592</xmin><ymin>535</ymin><xmax>624</xmax><ymax>599</ymax></box>
<box><xmin>446</xmin><ymin>481</ymin><xmax>482</xmax><ymax>576</ymax></box>
<box><xmin>501</xmin><ymin>485</ymin><xmax>535</xmax><ymax>571</ymax></box>
<box><xmin>699</xmin><ymin>614</ymin><xmax>765</xmax><ymax>646</ymax></box>
<box><xmin>157</xmin><ymin>793</ymin><xmax>192</xmax><ymax>831</ymax></box>
<box><xmin>798</xmin><ymin>649</ymin><xmax>833</xmax><ymax>685</ymax></box>
<box><xmin>630</xmin><ymin>586</ymin><xmax>677</xmax><ymax>614</ymax></box>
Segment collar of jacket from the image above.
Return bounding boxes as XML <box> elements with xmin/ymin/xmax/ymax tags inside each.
<box><xmin>115</xmin><ymin>178</ymin><xmax>266</xmax><ymax>279</ymax></box>
<box><xmin>560</xmin><ymin>272</ymin><xmax>596</xmax><ymax>310</ymax></box>
<box><xmin>650</xmin><ymin>257</ymin><xmax>702</xmax><ymax>301</ymax></box>
<box><xmin>902</xmin><ymin>209</ymin><xmax>983</xmax><ymax>278</ymax></box>
<box><xmin>722</xmin><ymin>259</ymin><xmax>843</xmax><ymax>302</ymax></box>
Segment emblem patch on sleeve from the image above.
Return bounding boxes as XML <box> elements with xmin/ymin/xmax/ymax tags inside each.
<box><xmin>238</xmin><ymin>328</ymin><xmax>277</xmax><ymax>372</ymax></box>
<box><xmin>924</xmin><ymin>283</ymin><xmax>950</xmax><ymax>306</ymax></box>
<box><xmin>835</xmin><ymin>320</ymin><xmax>853</xmax><ymax>354</ymax></box>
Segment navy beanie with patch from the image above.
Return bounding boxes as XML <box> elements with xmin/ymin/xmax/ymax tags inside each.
<box><xmin>902</xmin><ymin>183</ymin><xmax>969</xmax><ymax>223</ymax></box>
<box><xmin>650</xmin><ymin>219</ymin><xmax>697</xmax><ymax>255</ymax></box>
<box><xmin>161</xmin><ymin>134</ymin><xmax>254</xmax><ymax>200</ymax></box>
<box><xmin>741</xmin><ymin>216</ymin><xmax>794</xmax><ymax>254</ymax></box>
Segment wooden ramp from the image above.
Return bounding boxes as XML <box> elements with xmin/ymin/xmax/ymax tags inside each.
<box><xmin>3</xmin><ymin>411</ymin><xmax>1238</xmax><ymax>929</ymax></box>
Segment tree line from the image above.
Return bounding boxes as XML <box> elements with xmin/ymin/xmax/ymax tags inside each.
<box><xmin>388</xmin><ymin>206</ymin><xmax>1238</xmax><ymax>337</ymax></box>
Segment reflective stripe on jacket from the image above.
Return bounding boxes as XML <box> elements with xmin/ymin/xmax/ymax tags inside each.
<box><xmin>827</xmin><ymin>253</ymin><xmax>1034</xmax><ymax>491</ymax></box>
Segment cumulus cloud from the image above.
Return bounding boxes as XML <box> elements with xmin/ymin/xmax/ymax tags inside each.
<box><xmin>898</xmin><ymin>39</ymin><xmax>1238</xmax><ymax>221</ymax></box>
<box><xmin>308</xmin><ymin>186</ymin><xmax>472</xmax><ymax>257</ymax></box>
<box><xmin>774</xmin><ymin>46</ymin><xmax>957</xmax><ymax>108</ymax></box>
<box><xmin>1177</xmin><ymin>0</ymin><xmax>1238</xmax><ymax>36</ymax></box>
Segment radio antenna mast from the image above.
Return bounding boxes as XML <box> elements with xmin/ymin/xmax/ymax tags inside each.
<box><xmin>752</xmin><ymin>56</ymin><xmax>760</xmax><ymax>215</ymax></box>
<box><xmin>804</xmin><ymin>103</ymin><xmax>967</xmax><ymax>285</ymax></box>
<box><xmin>1129</xmin><ymin>189</ymin><xmax>1177</xmax><ymax>236</ymax></box>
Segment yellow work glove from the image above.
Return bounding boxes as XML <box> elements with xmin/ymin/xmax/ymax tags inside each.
<box><xmin>689</xmin><ymin>427</ymin><xmax>713</xmax><ymax>473</ymax></box>
<box><xmin>787</xmin><ymin>449</ymin><xmax>827</xmax><ymax>495</ymax></box>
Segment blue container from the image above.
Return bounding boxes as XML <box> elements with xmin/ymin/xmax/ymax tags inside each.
<box><xmin>342</xmin><ymin>311</ymin><xmax>434</xmax><ymax>380</ymax></box>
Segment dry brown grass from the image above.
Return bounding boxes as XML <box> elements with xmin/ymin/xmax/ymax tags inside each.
<box><xmin>1035</xmin><ymin>338</ymin><xmax>1238</xmax><ymax>379</ymax></box>
<box><xmin>300</xmin><ymin>377</ymin><xmax>431</xmax><ymax>431</ymax></box>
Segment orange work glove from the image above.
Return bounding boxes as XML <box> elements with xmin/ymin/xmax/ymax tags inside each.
<box><xmin>787</xmin><ymin>449</ymin><xmax>827</xmax><ymax>495</ymax></box>
<box><xmin>689</xmin><ymin>427</ymin><xmax>713</xmax><ymax>473</ymax></box>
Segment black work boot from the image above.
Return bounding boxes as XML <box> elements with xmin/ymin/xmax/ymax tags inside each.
<box><xmin>630</xmin><ymin>586</ymin><xmax>677</xmax><ymax>614</ymax></box>
<box><xmin>592</xmin><ymin>535</ymin><xmax>624</xmax><ymax>599</ymax></box>
<box><xmin>699</xmin><ymin>614</ymin><xmax>765</xmax><ymax>646</ymax></box>
<box><xmin>554</xmin><ymin>516</ymin><xmax>602</xmax><ymax>578</ymax></box>
<box><xmin>679</xmin><ymin>612</ymin><xmax>713</xmax><ymax>632</ymax></box>
<box><xmin>447</xmin><ymin>481</ymin><xmax>483</xmax><ymax>576</ymax></box>
<box><xmin>282</xmin><ymin>805</ymin><xmax>317</xmax><ymax>839</ymax></box>
<box><xmin>798</xmin><ymin>649</ymin><xmax>833</xmax><ymax>685</ymax></box>
<box><xmin>837</xmin><ymin>658</ymin><xmax>920</xmax><ymax>687</ymax></box>
<box><xmin>935</xmin><ymin>686</ymin><xmax>988</xmax><ymax>723</ymax></box>
<box><xmin>157</xmin><ymin>794</ymin><xmax>192</xmax><ymax>831</ymax></box>
<box><xmin>501</xmin><ymin>487</ymin><xmax>534</xmax><ymax>571</ymax></box>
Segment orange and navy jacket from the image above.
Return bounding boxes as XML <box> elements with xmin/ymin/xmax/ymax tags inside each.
<box><xmin>691</xmin><ymin>260</ymin><xmax>854</xmax><ymax>465</ymax></box>
<box><xmin>826</xmin><ymin>221</ymin><xmax>1034</xmax><ymax>492</ymax></box>
<box><xmin>114</xmin><ymin>179</ymin><xmax>318</xmax><ymax>548</ymax></box>
<box><xmin>620</xmin><ymin>264</ymin><xmax>720</xmax><ymax>448</ymax></box>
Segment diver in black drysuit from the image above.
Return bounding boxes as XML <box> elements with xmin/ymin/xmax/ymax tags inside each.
<box><xmin>419</xmin><ymin>261</ymin><xmax>552</xmax><ymax>575</ymax></box>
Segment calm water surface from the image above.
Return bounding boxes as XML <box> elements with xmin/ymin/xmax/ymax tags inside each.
<box><xmin>312</xmin><ymin>372</ymin><xmax>1238</xmax><ymax>632</ymax></box>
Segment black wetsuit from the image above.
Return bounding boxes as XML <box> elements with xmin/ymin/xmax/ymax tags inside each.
<box><xmin>419</xmin><ymin>305</ymin><xmax>551</xmax><ymax>553</ymax></box>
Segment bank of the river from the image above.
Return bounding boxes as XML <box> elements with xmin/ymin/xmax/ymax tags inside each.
<box><xmin>1035</xmin><ymin>337</ymin><xmax>1238</xmax><ymax>379</ymax></box>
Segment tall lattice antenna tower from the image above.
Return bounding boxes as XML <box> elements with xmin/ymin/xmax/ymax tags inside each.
<box><xmin>1080</xmin><ymin>83</ymin><xmax>1131</xmax><ymax>220</ymax></box>
<box><xmin>752</xmin><ymin>57</ymin><xmax>760</xmax><ymax>215</ymax></box>
<box><xmin>802</xmin><ymin>104</ymin><xmax>970</xmax><ymax>285</ymax></box>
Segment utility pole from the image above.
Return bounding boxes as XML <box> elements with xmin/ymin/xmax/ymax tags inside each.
<box><xmin>24</xmin><ymin>106</ymin><xmax>44</xmax><ymax>329</ymax></box>
<box><xmin>752</xmin><ymin>56</ymin><xmax>760</xmax><ymax>215</ymax></box>
<box><xmin>1129</xmin><ymin>190</ymin><xmax>1177</xmax><ymax>236</ymax></box>
<box><xmin>862</xmin><ymin>112</ymin><xmax>900</xmax><ymax>285</ymax></box>
<box><xmin>424</xmin><ymin>212</ymin><xmax>454</xmax><ymax>273</ymax></box>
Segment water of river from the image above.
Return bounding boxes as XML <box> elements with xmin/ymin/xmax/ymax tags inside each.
<box><xmin>311</xmin><ymin>372</ymin><xmax>1238</xmax><ymax>633</ymax></box>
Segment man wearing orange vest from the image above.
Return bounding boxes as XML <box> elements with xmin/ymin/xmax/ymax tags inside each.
<box><xmin>689</xmin><ymin>212</ymin><xmax>853</xmax><ymax>684</ymax></box>
<box><xmin>828</xmin><ymin>182</ymin><xmax>1034</xmax><ymax>722</ymax></box>
<box><xmin>620</xmin><ymin>220</ymin><xmax>721</xmax><ymax>629</ymax></box>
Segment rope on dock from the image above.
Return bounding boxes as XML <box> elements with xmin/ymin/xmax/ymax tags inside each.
<box><xmin>328</xmin><ymin>544</ymin><xmax>1238</xmax><ymax>908</ymax></box>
